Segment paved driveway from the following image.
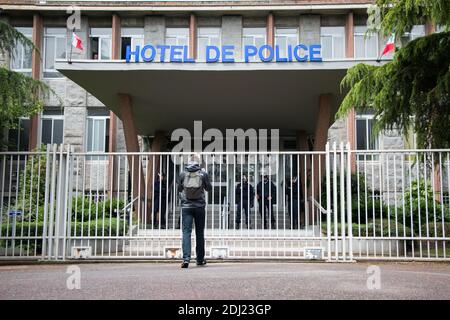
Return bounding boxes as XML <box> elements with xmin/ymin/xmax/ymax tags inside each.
<box><xmin>0</xmin><ymin>261</ymin><xmax>449</xmax><ymax>299</ymax></box>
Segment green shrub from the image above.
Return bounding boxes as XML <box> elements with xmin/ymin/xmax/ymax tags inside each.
<box><xmin>322</xmin><ymin>172</ymin><xmax>387</xmax><ymax>224</ymax></box>
<box><xmin>400</xmin><ymin>179</ymin><xmax>450</xmax><ymax>234</ymax></box>
<box><xmin>8</xmin><ymin>149</ymin><xmax>47</xmax><ymax>222</ymax></box>
<box><xmin>323</xmin><ymin>218</ymin><xmax>411</xmax><ymax>237</ymax></box>
<box><xmin>419</xmin><ymin>222</ymin><xmax>450</xmax><ymax>238</ymax></box>
<box><xmin>70</xmin><ymin>217</ymin><xmax>127</xmax><ymax>237</ymax></box>
<box><xmin>71</xmin><ymin>196</ymin><xmax>125</xmax><ymax>222</ymax></box>
<box><xmin>0</xmin><ymin>218</ymin><xmax>127</xmax><ymax>254</ymax></box>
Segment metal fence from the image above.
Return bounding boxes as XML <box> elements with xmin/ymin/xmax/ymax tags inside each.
<box><xmin>0</xmin><ymin>144</ymin><xmax>449</xmax><ymax>261</ymax></box>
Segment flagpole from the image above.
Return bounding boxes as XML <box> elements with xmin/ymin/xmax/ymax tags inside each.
<box><xmin>68</xmin><ymin>28</ymin><xmax>74</xmax><ymax>65</ymax></box>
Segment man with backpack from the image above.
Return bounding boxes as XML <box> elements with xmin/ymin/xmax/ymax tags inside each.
<box><xmin>177</xmin><ymin>154</ymin><xmax>212</xmax><ymax>269</ymax></box>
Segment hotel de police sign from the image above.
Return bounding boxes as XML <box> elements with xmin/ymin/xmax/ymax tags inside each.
<box><xmin>125</xmin><ymin>44</ymin><xmax>322</xmax><ymax>63</ymax></box>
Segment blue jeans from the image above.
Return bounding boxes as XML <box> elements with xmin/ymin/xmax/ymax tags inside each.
<box><xmin>181</xmin><ymin>207</ymin><xmax>205</xmax><ymax>262</ymax></box>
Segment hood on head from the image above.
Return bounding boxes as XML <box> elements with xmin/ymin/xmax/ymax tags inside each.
<box><xmin>186</xmin><ymin>163</ymin><xmax>201</xmax><ymax>172</ymax></box>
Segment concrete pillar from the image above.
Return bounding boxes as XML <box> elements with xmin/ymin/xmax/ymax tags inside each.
<box><xmin>222</xmin><ymin>16</ymin><xmax>243</xmax><ymax>61</ymax></box>
<box><xmin>109</xmin><ymin>14</ymin><xmax>121</xmax><ymax>153</ymax></box>
<box><xmin>118</xmin><ymin>94</ymin><xmax>144</xmax><ymax>216</ymax></box>
<box><xmin>189</xmin><ymin>14</ymin><xmax>197</xmax><ymax>60</ymax></box>
<box><xmin>312</xmin><ymin>94</ymin><xmax>332</xmax><ymax>206</ymax></box>
<box><xmin>266</xmin><ymin>13</ymin><xmax>274</xmax><ymax>47</ymax></box>
<box><xmin>314</xmin><ymin>94</ymin><xmax>333</xmax><ymax>152</ymax></box>
<box><xmin>296</xmin><ymin>130</ymin><xmax>309</xmax><ymax>152</ymax></box>
<box><xmin>118</xmin><ymin>95</ymin><xmax>139</xmax><ymax>152</ymax></box>
<box><xmin>345</xmin><ymin>12</ymin><xmax>354</xmax><ymax>58</ymax></box>
<box><xmin>63</xmin><ymin>16</ymin><xmax>88</xmax><ymax>153</ymax></box>
<box><xmin>345</xmin><ymin>12</ymin><xmax>357</xmax><ymax>172</ymax></box>
<box><xmin>145</xmin><ymin>15</ymin><xmax>165</xmax><ymax>61</ymax></box>
<box><xmin>29</xmin><ymin>14</ymin><xmax>43</xmax><ymax>151</ymax></box>
<box><xmin>347</xmin><ymin>108</ymin><xmax>356</xmax><ymax>171</ymax></box>
<box><xmin>106</xmin><ymin>14</ymin><xmax>121</xmax><ymax>194</ymax></box>
<box><xmin>296</xmin><ymin>130</ymin><xmax>310</xmax><ymax>226</ymax></box>
<box><xmin>299</xmin><ymin>15</ymin><xmax>320</xmax><ymax>45</ymax></box>
<box><xmin>146</xmin><ymin>131</ymin><xmax>167</xmax><ymax>223</ymax></box>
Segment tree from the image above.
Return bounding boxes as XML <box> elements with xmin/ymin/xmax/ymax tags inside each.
<box><xmin>0</xmin><ymin>20</ymin><xmax>52</xmax><ymax>149</ymax></box>
<box><xmin>337</xmin><ymin>0</ymin><xmax>450</xmax><ymax>149</ymax></box>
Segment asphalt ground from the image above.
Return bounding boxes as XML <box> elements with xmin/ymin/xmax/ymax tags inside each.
<box><xmin>0</xmin><ymin>261</ymin><xmax>449</xmax><ymax>300</ymax></box>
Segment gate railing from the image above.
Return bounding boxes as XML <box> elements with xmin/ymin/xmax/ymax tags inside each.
<box><xmin>0</xmin><ymin>144</ymin><xmax>448</xmax><ymax>261</ymax></box>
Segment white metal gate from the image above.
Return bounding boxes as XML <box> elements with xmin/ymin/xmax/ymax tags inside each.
<box><xmin>1</xmin><ymin>144</ymin><xmax>449</xmax><ymax>261</ymax></box>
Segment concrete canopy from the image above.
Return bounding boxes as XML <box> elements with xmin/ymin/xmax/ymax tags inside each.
<box><xmin>56</xmin><ymin>60</ymin><xmax>380</xmax><ymax>136</ymax></box>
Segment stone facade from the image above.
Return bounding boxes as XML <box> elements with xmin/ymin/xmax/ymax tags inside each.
<box><xmin>2</xmin><ymin>6</ymin><xmax>407</xmax><ymax>156</ymax></box>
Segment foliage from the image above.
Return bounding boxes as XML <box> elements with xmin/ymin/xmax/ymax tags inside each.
<box><xmin>338</xmin><ymin>0</ymin><xmax>450</xmax><ymax>149</ymax></box>
<box><xmin>12</xmin><ymin>148</ymin><xmax>47</xmax><ymax>221</ymax></box>
<box><xmin>0</xmin><ymin>20</ymin><xmax>36</xmax><ymax>57</ymax></box>
<box><xmin>323</xmin><ymin>219</ymin><xmax>411</xmax><ymax>237</ymax></box>
<box><xmin>338</xmin><ymin>32</ymin><xmax>450</xmax><ymax>148</ymax></box>
<box><xmin>374</xmin><ymin>0</ymin><xmax>449</xmax><ymax>39</ymax></box>
<box><xmin>322</xmin><ymin>172</ymin><xmax>388</xmax><ymax>224</ymax></box>
<box><xmin>71</xmin><ymin>196</ymin><xmax>126</xmax><ymax>222</ymax></box>
<box><xmin>0</xmin><ymin>20</ymin><xmax>53</xmax><ymax>147</ymax></box>
<box><xmin>400</xmin><ymin>179</ymin><xmax>450</xmax><ymax>234</ymax></box>
<box><xmin>0</xmin><ymin>218</ymin><xmax>127</xmax><ymax>254</ymax></box>
<box><xmin>421</xmin><ymin>222</ymin><xmax>450</xmax><ymax>237</ymax></box>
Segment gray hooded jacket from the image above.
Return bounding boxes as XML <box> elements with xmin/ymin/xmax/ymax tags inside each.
<box><xmin>177</xmin><ymin>163</ymin><xmax>212</xmax><ymax>208</ymax></box>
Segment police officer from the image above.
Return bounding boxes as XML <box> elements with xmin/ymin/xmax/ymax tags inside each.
<box><xmin>235</xmin><ymin>175</ymin><xmax>255</xmax><ymax>229</ymax></box>
<box><xmin>153</xmin><ymin>173</ymin><xmax>168</xmax><ymax>228</ymax></box>
<box><xmin>256</xmin><ymin>175</ymin><xmax>277</xmax><ymax>229</ymax></box>
<box><xmin>285</xmin><ymin>175</ymin><xmax>303</xmax><ymax>229</ymax></box>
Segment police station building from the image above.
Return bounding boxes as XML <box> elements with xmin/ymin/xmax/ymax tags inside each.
<box><xmin>1</xmin><ymin>0</ymin><xmax>447</xmax><ymax>262</ymax></box>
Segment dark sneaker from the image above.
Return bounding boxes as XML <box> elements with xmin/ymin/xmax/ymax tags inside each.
<box><xmin>196</xmin><ymin>260</ymin><xmax>207</xmax><ymax>266</ymax></box>
<box><xmin>181</xmin><ymin>261</ymin><xmax>189</xmax><ymax>268</ymax></box>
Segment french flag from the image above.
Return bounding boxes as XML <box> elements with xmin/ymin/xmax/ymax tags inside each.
<box><xmin>72</xmin><ymin>32</ymin><xmax>83</xmax><ymax>51</ymax></box>
<box><xmin>380</xmin><ymin>34</ymin><xmax>395</xmax><ymax>58</ymax></box>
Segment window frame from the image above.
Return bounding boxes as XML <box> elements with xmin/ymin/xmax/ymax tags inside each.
<box><xmin>165</xmin><ymin>27</ymin><xmax>190</xmax><ymax>47</ymax></box>
<box><xmin>355</xmin><ymin>114</ymin><xmax>380</xmax><ymax>161</ymax></box>
<box><xmin>196</xmin><ymin>27</ymin><xmax>221</xmax><ymax>62</ymax></box>
<box><xmin>121</xmin><ymin>27</ymin><xmax>144</xmax><ymax>60</ymax></box>
<box><xmin>320</xmin><ymin>26</ymin><xmax>346</xmax><ymax>60</ymax></box>
<box><xmin>275</xmin><ymin>27</ymin><xmax>299</xmax><ymax>59</ymax></box>
<box><xmin>89</xmin><ymin>28</ymin><xmax>112</xmax><ymax>61</ymax></box>
<box><xmin>85</xmin><ymin>115</ymin><xmax>110</xmax><ymax>155</ymax></box>
<box><xmin>43</xmin><ymin>27</ymin><xmax>67</xmax><ymax>78</ymax></box>
<box><xmin>403</xmin><ymin>25</ymin><xmax>426</xmax><ymax>42</ymax></box>
<box><xmin>353</xmin><ymin>26</ymin><xmax>379</xmax><ymax>59</ymax></box>
<box><xmin>242</xmin><ymin>27</ymin><xmax>266</xmax><ymax>62</ymax></box>
<box><xmin>8</xmin><ymin>117</ymin><xmax>30</xmax><ymax>151</ymax></box>
<box><xmin>10</xmin><ymin>27</ymin><xmax>33</xmax><ymax>74</ymax></box>
<box><xmin>40</xmin><ymin>113</ymin><xmax>64</xmax><ymax>147</ymax></box>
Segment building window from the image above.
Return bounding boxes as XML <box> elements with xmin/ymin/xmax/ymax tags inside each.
<box><xmin>320</xmin><ymin>26</ymin><xmax>345</xmax><ymax>60</ymax></box>
<box><xmin>44</xmin><ymin>28</ymin><xmax>67</xmax><ymax>78</ymax></box>
<box><xmin>197</xmin><ymin>27</ymin><xmax>221</xmax><ymax>61</ymax></box>
<box><xmin>86</xmin><ymin>110</ymin><xmax>110</xmax><ymax>159</ymax></box>
<box><xmin>7</xmin><ymin>118</ymin><xmax>30</xmax><ymax>151</ymax></box>
<box><xmin>165</xmin><ymin>27</ymin><xmax>189</xmax><ymax>46</ymax></box>
<box><xmin>10</xmin><ymin>27</ymin><xmax>32</xmax><ymax>75</ymax></box>
<box><xmin>354</xmin><ymin>26</ymin><xmax>378</xmax><ymax>59</ymax></box>
<box><xmin>242</xmin><ymin>27</ymin><xmax>266</xmax><ymax>62</ymax></box>
<box><xmin>121</xmin><ymin>27</ymin><xmax>144</xmax><ymax>61</ymax></box>
<box><xmin>275</xmin><ymin>28</ymin><xmax>298</xmax><ymax>59</ymax></box>
<box><xmin>40</xmin><ymin>111</ymin><xmax>64</xmax><ymax>146</ymax></box>
<box><xmin>356</xmin><ymin>114</ymin><xmax>379</xmax><ymax>159</ymax></box>
<box><xmin>90</xmin><ymin>28</ymin><xmax>112</xmax><ymax>60</ymax></box>
<box><xmin>402</xmin><ymin>25</ymin><xmax>425</xmax><ymax>42</ymax></box>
